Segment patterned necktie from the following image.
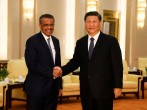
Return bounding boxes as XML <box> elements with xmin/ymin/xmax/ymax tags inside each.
<box><xmin>47</xmin><ymin>38</ymin><xmax>53</xmax><ymax>61</ymax></box>
<box><xmin>89</xmin><ymin>38</ymin><xmax>94</xmax><ymax>59</ymax></box>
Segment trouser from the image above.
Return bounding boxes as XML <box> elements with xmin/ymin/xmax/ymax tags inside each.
<box><xmin>26</xmin><ymin>94</ymin><xmax>58</xmax><ymax>110</ymax></box>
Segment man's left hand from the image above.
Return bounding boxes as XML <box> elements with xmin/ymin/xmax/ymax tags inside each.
<box><xmin>114</xmin><ymin>88</ymin><xmax>122</xmax><ymax>98</ymax></box>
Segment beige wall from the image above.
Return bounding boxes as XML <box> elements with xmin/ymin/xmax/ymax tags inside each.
<box><xmin>8</xmin><ymin>0</ymin><xmax>35</xmax><ymax>59</ymax></box>
<box><xmin>7</xmin><ymin>0</ymin><xmax>85</xmax><ymax>60</ymax></box>
<box><xmin>126</xmin><ymin>0</ymin><xmax>147</xmax><ymax>67</ymax></box>
<box><xmin>7</xmin><ymin>0</ymin><xmax>123</xmax><ymax>60</ymax></box>
<box><xmin>5</xmin><ymin>0</ymin><xmax>147</xmax><ymax>68</ymax></box>
<box><xmin>100</xmin><ymin>0</ymin><xmax>147</xmax><ymax>67</ymax></box>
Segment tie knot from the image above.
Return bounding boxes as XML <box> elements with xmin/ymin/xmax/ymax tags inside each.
<box><xmin>47</xmin><ymin>38</ymin><xmax>50</xmax><ymax>42</ymax></box>
<box><xmin>90</xmin><ymin>38</ymin><xmax>94</xmax><ymax>42</ymax></box>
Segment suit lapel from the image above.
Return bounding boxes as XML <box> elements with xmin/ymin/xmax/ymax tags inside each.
<box><xmin>90</xmin><ymin>32</ymin><xmax>104</xmax><ymax>60</ymax></box>
<box><xmin>83</xmin><ymin>35</ymin><xmax>89</xmax><ymax>60</ymax></box>
<box><xmin>39</xmin><ymin>32</ymin><xmax>54</xmax><ymax>65</ymax></box>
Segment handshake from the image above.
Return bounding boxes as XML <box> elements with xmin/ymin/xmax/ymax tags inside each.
<box><xmin>53</xmin><ymin>66</ymin><xmax>62</xmax><ymax>79</ymax></box>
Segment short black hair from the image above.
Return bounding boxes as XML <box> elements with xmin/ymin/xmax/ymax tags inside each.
<box><xmin>84</xmin><ymin>11</ymin><xmax>102</xmax><ymax>21</ymax></box>
<box><xmin>39</xmin><ymin>14</ymin><xmax>54</xmax><ymax>24</ymax></box>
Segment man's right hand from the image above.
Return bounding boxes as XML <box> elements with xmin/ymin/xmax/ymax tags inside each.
<box><xmin>53</xmin><ymin>66</ymin><xmax>62</xmax><ymax>78</ymax></box>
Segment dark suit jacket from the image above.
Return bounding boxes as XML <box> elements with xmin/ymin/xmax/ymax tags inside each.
<box><xmin>24</xmin><ymin>32</ymin><xmax>62</xmax><ymax>97</ymax></box>
<box><xmin>62</xmin><ymin>31</ymin><xmax>123</xmax><ymax>99</ymax></box>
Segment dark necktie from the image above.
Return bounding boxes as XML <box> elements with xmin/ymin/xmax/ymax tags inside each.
<box><xmin>47</xmin><ymin>38</ymin><xmax>54</xmax><ymax>61</ymax></box>
<box><xmin>89</xmin><ymin>38</ymin><xmax>94</xmax><ymax>59</ymax></box>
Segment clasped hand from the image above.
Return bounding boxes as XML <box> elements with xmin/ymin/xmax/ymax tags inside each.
<box><xmin>53</xmin><ymin>66</ymin><xmax>62</xmax><ymax>79</ymax></box>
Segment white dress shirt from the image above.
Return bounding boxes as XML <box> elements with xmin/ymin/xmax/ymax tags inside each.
<box><xmin>88</xmin><ymin>31</ymin><xmax>100</xmax><ymax>51</ymax></box>
<box><xmin>41</xmin><ymin>32</ymin><xmax>55</xmax><ymax>64</ymax></box>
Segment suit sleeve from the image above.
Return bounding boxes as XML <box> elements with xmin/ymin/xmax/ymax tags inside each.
<box><xmin>25</xmin><ymin>37</ymin><xmax>54</xmax><ymax>78</ymax></box>
<box><xmin>110</xmin><ymin>37</ymin><xmax>123</xmax><ymax>88</ymax></box>
<box><xmin>62</xmin><ymin>41</ymin><xmax>80</xmax><ymax>76</ymax></box>
<box><xmin>57</xmin><ymin>77</ymin><xmax>63</xmax><ymax>89</ymax></box>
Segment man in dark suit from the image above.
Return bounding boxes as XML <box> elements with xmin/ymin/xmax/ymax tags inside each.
<box><xmin>54</xmin><ymin>11</ymin><xmax>123</xmax><ymax>110</ymax></box>
<box><xmin>24</xmin><ymin>14</ymin><xmax>62</xmax><ymax>110</ymax></box>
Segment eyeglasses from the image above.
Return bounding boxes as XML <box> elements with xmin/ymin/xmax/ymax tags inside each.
<box><xmin>41</xmin><ymin>24</ymin><xmax>54</xmax><ymax>27</ymax></box>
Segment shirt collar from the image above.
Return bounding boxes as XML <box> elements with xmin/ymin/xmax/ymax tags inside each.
<box><xmin>88</xmin><ymin>31</ymin><xmax>100</xmax><ymax>41</ymax></box>
<box><xmin>41</xmin><ymin>31</ymin><xmax>52</xmax><ymax>41</ymax></box>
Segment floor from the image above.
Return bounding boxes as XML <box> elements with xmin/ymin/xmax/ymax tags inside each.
<box><xmin>6</xmin><ymin>90</ymin><xmax>147</xmax><ymax>110</ymax></box>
